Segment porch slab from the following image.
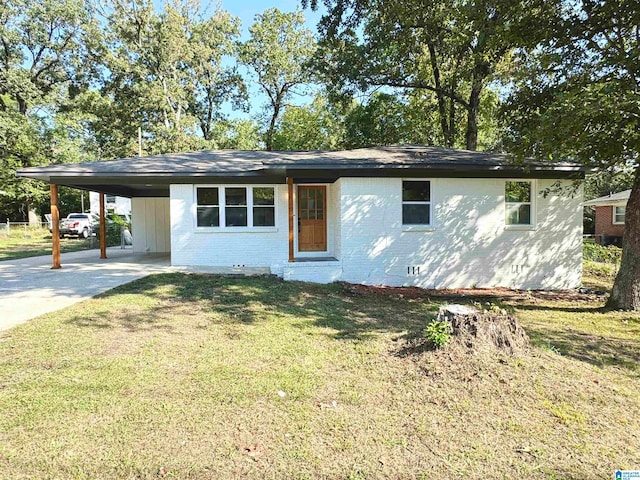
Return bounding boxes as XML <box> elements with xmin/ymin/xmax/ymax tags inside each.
<box><xmin>293</xmin><ymin>257</ymin><xmax>339</xmax><ymax>262</ymax></box>
<box><xmin>282</xmin><ymin>258</ymin><xmax>343</xmax><ymax>284</ymax></box>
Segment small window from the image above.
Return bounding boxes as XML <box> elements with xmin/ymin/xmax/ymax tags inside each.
<box><xmin>614</xmin><ymin>206</ymin><xmax>626</xmax><ymax>224</ymax></box>
<box><xmin>402</xmin><ymin>181</ymin><xmax>431</xmax><ymax>225</ymax></box>
<box><xmin>253</xmin><ymin>187</ymin><xmax>275</xmax><ymax>226</ymax></box>
<box><xmin>196</xmin><ymin>187</ymin><xmax>220</xmax><ymax>227</ymax></box>
<box><xmin>225</xmin><ymin>188</ymin><xmax>247</xmax><ymax>227</ymax></box>
<box><xmin>505</xmin><ymin>181</ymin><xmax>532</xmax><ymax>225</ymax></box>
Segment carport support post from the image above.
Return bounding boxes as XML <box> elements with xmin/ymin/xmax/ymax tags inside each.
<box><xmin>50</xmin><ymin>184</ymin><xmax>61</xmax><ymax>269</ymax></box>
<box><xmin>99</xmin><ymin>193</ymin><xmax>107</xmax><ymax>259</ymax></box>
<box><xmin>288</xmin><ymin>177</ymin><xmax>294</xmax><ymax>263</ymax></box>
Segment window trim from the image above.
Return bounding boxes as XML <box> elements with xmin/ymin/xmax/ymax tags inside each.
<box><xmin>504</xmin><ymin>179</ymin><xmax>536</xmax><ymax>230</ymax></box>
<box><xmin>194</xmin><ymin>185</ymin><xmax>278</xmax><ymax>231</ymax></box>
<box><xmin>613</xmin><ymin>205</ymin><xmax>626</xmax><ymax>225</ymax></box>
<box><xmin>401</xmin><ymin>179</ymin><xmax>433</xmax><ymax>229</ymax></box>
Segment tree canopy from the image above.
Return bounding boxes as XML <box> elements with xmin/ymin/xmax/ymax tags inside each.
<box><xmin>502</xmin><ymin>0</ymin><xmax>639</xmax><ymax>309</ymax></box>
<box><xmin>239</xmin><ymin>8</ymin><xmax>316</xmax><ymax>151</ymax></box>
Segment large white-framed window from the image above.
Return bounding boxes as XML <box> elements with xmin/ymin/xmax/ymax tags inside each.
<box><xmin>505</xmin><ymin>180</ymin><xmax>534</xmax><ymax>226</ymax></box>
<box><xmin>196</xmin><ymin>187</ymin><xmax>220</xmax><ymax>227</ymax></box>
<box><xmin>613</xmin><ymin>206</ymin><xmax>626</xmax><ymax>225</ymax></box>
<box><xmin>252</xmin><ymin>187</ymin><xmax>276</xmax><ymax>226</ymax></box>
<box><xmin>402</xmin><ymin>180</ymin><xmax>431</xmax><ymax>225</ymax></box>
<box><xmin>195</xmin><ymin>185</ymin><xmax>276</xmax><ymax>229</ymax></box>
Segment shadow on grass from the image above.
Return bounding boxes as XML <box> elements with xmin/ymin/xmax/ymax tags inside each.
<box><xmin>527</xmin><ymin>326</ymin><xmax>640</xmax><ymax>372</ymax></box>
<box><xmin>513</xmin><ymin>304</ymin><xmax>605</xmax><ymax>314</ymax></box>
<box><xmin>64</xmin><ymin>273</ymin><xmax>436</xmax><ymax>341</ymax></box>
<box><xmin>62</xmin><ymin>273</ymin><xmax>640</xmax><ymax>374</ymax></box>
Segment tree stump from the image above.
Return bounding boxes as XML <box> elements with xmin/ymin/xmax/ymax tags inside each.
<box><xmin>437</xmin><ymin>304</ymin><xmax>530</xmax><ymax>352</ymax></box>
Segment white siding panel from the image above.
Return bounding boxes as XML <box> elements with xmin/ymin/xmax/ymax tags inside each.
<box><xmin>132</xmin><ymin>197</ymin><xmax>170</xmax><ymax>253</ymax></box>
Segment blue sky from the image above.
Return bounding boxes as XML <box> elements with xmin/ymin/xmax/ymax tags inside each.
<box><xmin>150</xmin><ymin>0</ymin><xmax>325</xmax><ymax>121</ymax></box>
<box><xmin>219</xmin><ymin>0</ymin><xmax>324</xmax><ymax>120</ymax></box>
<box><xmin>220</xmin><ymin>0</ymin><xmax>323</xmax><ymax>40</ymax></box>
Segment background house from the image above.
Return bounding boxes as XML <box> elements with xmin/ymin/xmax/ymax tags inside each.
<box><xmin>89</xmin><ymin>192</ymin><xmax>131</xmax><ymax>218</ymax></box>
<box><xmin>583</xmin><ymin>190</ymin><xmax>630</xmax><ymax>246</ymax></box>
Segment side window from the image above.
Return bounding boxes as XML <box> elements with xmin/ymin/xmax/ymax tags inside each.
<box><xmin>402</xmin><ymin>181</ymin><xmax>431</xmax><ymax>225</ymax></box>
<box><xmin>613</xmin><ymin>206</ymin><xmax>626</xmax><ymax>224</ymax></box>
<box><xmin>253</xmin><ymin>187</ymin><xmax>275</xmax><ymax>226</ymax></box>
<box><xmin>196</xmin><ymin>187</ymin><xmax>220</xmax><ymax>227</ymax></box>
<box><xmin>505</xmin><ymin>181</ymin><xmax>532</xmax><ymax>225</ymax></box>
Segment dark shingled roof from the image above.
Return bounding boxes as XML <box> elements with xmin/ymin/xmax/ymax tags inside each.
<box><xmin>18</xmin><ymin>145</ymin><xmax>585</xmax><ymax>178</ymax></box>
<box><xmin>16</xmin><ymin>145</ymin><xmax>586</xmax><ymax>197</ymax></box>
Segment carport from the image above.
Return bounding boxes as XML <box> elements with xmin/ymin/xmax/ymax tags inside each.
<box><xmin>17</xmin><ymin>159</ymin><xmax>172</xmax><ymax>269</ymax></box>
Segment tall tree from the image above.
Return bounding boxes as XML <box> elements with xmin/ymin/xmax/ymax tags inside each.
<box><xmin>239</xmin><ymin>8</ymin><xmax>315</xmax><ymax>151</ymax></box>
<box><xmin>94</xmin><ymin>0</ymin><xmax>244</xmax><ymax>155</ymax></box>
<box><xmin>305</xmin><ymin>0</ymin><xmax>556</xmax><ymax>151</ymax></box>
<box><xmin>0</xmin><ymin>0</ymin><xmax>91</xmax><ymax>221</ymax></box>
<box><xmin>504</xmin><ymin>0</ymin><xmax>640</xmax><ymax>310</ymax></box>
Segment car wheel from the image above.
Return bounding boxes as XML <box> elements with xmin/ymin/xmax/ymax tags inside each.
<box><xmin>80</xmin><ymin>228</ymin><xmax>89</xmax><ymax>239</ymax></box>
<box><xmin>60</xmin><ymin>233</ymin><xmax>65</xmax><ymax>239</ymax></box>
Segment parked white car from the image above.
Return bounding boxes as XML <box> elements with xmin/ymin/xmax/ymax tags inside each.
<box><xmin>58</xmin><ymin>213</ymin><xmax>98</xmax><ymax>239</ymax></box>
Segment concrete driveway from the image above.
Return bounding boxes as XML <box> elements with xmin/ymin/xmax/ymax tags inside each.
<box><xmin>0</xmin><ymin>248</ymin><xmax>171</xmax><ymax>331</ymax></box>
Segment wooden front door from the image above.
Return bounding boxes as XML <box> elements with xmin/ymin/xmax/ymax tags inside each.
<box><xmin>298</xmin><ymin>186</ymin><xmax>327</xmax><ymax>252</ymax></box>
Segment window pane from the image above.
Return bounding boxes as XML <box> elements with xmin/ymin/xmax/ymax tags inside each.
<box><xmin>253</xmin><ymin>187</ymin><xmax>274</xmax><ymax>205</ymax></box>
<box><xmin>197</xmin><ymin>206</ymin><xmax>219</xmax><ymax>227</ymax></box>
<box><xmin>225</xmin><ymin>207</ymin><xmax>247</xmax><ymax>226</ymax></box>
<box><xmin>402</xmin><ymin>204</ymin><xmax>430</xmax><ymax>225</ymax></box>
<box><xmin>402</xmin><ymin>181</ymin><xmax>430</xmax><ymax>202</ymax></box>
<box><xmin>253</xmin><ymin>207</ymin><xmax>275</xmax><ymax>226</ymax></box>
<box><xmin>505</xmin><ymin>181</ymin><xmax>531</xmax><ymax>203</ymax></box>
<box><xmin>197</xmin><ymin>187</ymin><xmax>219</xmax><ymax>206</ymax></box>
<box><xmin>226</xmin><ymin>188</ymin><xmax>246</xmax><ymax>206</ymax></box>
<box><xmin>615</xmin><ymin>206</ymin><xmax>626</xmax><ymax>223</ymax></box>
<box><xmin>506</xmin><ymin>204</ymin><xmax>531</xmax><ymax>225</ymax></box>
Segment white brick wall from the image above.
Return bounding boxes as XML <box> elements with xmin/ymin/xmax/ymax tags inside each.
<box><xmin>338</xmin><ymin>177</ymin><xmax>582</xmax><ymax>289</ymax></box>
<box><xmin>168</xmin><ymin>178</ymin><xmax>583</xmax><ymax>289</ymax></box>
<box><xmin>170</xmin><ymin>184</ymin><xmax>289</xmax><ymax>268</ymax></box>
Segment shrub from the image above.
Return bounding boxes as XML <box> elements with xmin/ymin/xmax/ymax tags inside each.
<box><xmin>424</xmin><ymin>319</ymin><xmax>452</xmax><ymax>348</ymax></box>
<box><xmin>583</xmin><ymin>241</ymin><xmax>622</xmax><ymax>264</ymax></box>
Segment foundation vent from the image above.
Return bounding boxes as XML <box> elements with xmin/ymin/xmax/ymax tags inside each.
<box><xmin>407</xmin><ymin>266</ymin><xmax>421</xmax><ymax>276</ymax></box>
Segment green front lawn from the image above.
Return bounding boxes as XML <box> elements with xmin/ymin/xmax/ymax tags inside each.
<box><xmin>0</xmin><ymin>228</ymin><xmax>94</xmax><ymax>261</ymax></box>
<box><xmin>1</xmin><ymin>273</ymin><xmax>638</xmax><ymax>479</ymax></box>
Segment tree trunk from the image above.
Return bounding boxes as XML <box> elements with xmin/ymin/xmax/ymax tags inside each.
<box><xmin>465</xmin><ymin>76</ymin><xmax>481</xmax><ymax>151</ymax></box>
<box><xmin>27</xmin><ymin>206</ymin><xmax>40</xmax><ymax>226</ymax></box>
<box><xmin>465</xmin><ymin>59</ymin><xmax>489</xmax><ymax>151</ymax></box>
<box><xmin>606</xmin><ymin>166</ymin><xmax>640</xmax><ymax>310</ymax></box>
<box><xmin>265</xmin><ymin>98</ymin><xmax>281</xmax><ymax>152</ymax></box>
<box><xmin>427</xmin><ymin>43</ymin><xmax>452</xmax><ymax>147</ymax></box>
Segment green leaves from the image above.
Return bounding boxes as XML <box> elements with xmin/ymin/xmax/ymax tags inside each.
<box><xmin>239</xmin><ymin>8</ymin><xmax>316</xmax><ymax>150</ymax></box>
